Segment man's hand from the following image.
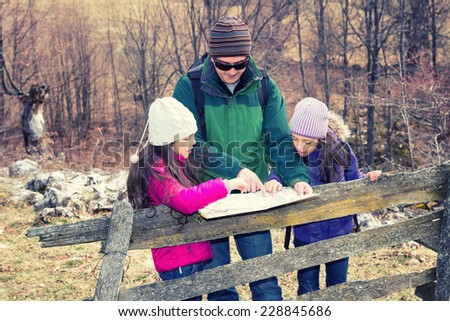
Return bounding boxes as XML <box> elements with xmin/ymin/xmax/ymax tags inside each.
<box><xmin>264</xmin><ymin>179</ymin><xmax>282</xmax><ymax>195</ymax></box>
<box><xmin>228</xmin><ymin>177</ymin><xmax>250</xmax><ymax>192</ymax></box>
<box><xmin>294</xmin><ymin>181</ymin><xmax>313</xmax><ymax>196</ymax></box>
<box><xmin>237</xmin><ymin>168</ymin><xmax>266</xmax><ymax>195</ymax></box>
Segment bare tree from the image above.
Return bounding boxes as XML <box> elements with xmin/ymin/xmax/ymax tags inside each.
<box><xmin>294</xmin><ymin>2</ymin><xmax>309</xmax><ymax>97</ymax></box>
<box><xmin>1</xmin><ymin>1</ymin><xmax>51</xmax><ymax>155</ymax></box>
<box><xmin>316</xmin><ymin>0</ymin><xmax>330</xmax><ymax>106</ymax></box>
<box><xmin>339</xmin><ymin>0</ymin><xmax>351</xmax><ymax>121</ymax></box>
<box><xmin>70</xmin><ymin>11</ymin><xmax>95</xmax><ymax>143</ymax></box>
<box><xmin>107</xmin><ymin>26</ymin><xmax>123</xmax><ymax>136</ymax></box>
<box><xmin>345</xmin><ymin>0</ymin><xmax>396</xmax><ymax>167</ymax></box>
<box><xmin>430</xmin><ymin>0</ymin><xmax>437</xmax><ymax>73</ymax></box>
<box><xmin>122</xmin><ymin>4</ymin><xmax>150</xmax><ymax>113</ymax></box>
<box><xmin>398</xmin><ymin>54</ymin><xmax>415</xmax><ymax>169</ymax></box>
<box><xmin>428</xmin><ymin>0</ymin><xmax>450</xmax><ymax>75</ymax></box>
<box><xmin>242</xmin><ymin>0</ymin><xmax>296</xmax><ymax>70</ymax></box>
<box><xmin>161</xmin><ymin>0</ymin><xmax>208</xmax><ymax>76</ymax></box>
<box><xmin>204</xmin><ymin>0</ymin><xmax>225</xmax><ymax>28</ymax></box>
<box><xmin>404</xmin><ymin>0</ymin><xmax>430</xmax><ymax>75</ymax></box>
<box><xmin>364</xmin><ymin>0</ymin><xmax>380</xmax><ymax>167</ymax></box>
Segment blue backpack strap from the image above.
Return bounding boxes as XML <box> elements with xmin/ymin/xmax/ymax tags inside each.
<box><xmin>187</xmin><ymin>54</ymin><xmax>208</xmax><ymax>139</ymax></box>
<box><xmin>187</xmin><ymin>68</ymin><xmax>206</xmax><ymax>140</ymax></box>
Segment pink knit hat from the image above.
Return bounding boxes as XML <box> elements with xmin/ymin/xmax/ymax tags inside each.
<box><xmin>289</xmin><ymin>97</ymin><xmax>329</xmax><ymax>139</ymax></box>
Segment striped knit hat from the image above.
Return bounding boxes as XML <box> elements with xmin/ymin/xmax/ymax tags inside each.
<box><xmin>289</xmin><ymin>97</ymin><xmax>329</xmax><ymax>139</ymax></box>
<box><xmin>209</xmin><ymin>16</ymin><xmax>252</xmax><ymax>58</ymax></box>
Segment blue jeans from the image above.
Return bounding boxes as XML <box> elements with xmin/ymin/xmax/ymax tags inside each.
<box><xmin>203</xmin><ymin>230</ymin><xmax>282</xmax><ymax>301</ymax></box>
<box><xmin>294</xmin><ymin>238</ymin><xmax>348</xmax><ymax>295</ymax></box>
<box><xmin>159</xmin><ymin>263</ymin><xmax>205</xmax><ymax>301</ymax></box>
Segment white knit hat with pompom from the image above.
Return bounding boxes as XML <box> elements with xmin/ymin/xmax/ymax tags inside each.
<box><xmin>130</xmin><ymin>97</ymin><xmax>198</xmax><ymax>164</ymax></box>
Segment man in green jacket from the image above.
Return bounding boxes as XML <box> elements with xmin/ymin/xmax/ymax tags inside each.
<box><xmin>173</xmin><ymin>15</ymin><xmax>312</xmax><ymax>301</ymax></box>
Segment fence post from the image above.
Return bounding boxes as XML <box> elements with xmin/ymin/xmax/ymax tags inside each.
<box><xmin>93</xmin><ymin>201</ymin><xmax>134</xmax><ymax>301</ymax></box>
<box><xmin>435</xmin><ymin>176</ymin><xmax>450</xmax><ymax>300</ymax></box>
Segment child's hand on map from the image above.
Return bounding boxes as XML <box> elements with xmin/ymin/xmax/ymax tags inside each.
<box><xmin>366</xmin><ymin>170</ymin><xmax>382</xmax><ymax>182</ymax></box>
<box><xmin>229</xmin><ymin>177</ymin><xmax>250</xmax><ymax>192</ymax></box>
<box><xmin>264</xmin><ymin>179</ymin><xmax>282</xmax><ymax>195</ymax></box>
<box><xmin>294</xmin><ymin>181</ymin><xmax>313</xmax><ymax>196</ymax></box>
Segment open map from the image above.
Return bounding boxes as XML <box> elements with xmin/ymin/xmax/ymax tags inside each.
<box><xmin>200</xmin><ymin>187</ymin><xmax>319</xmax><ymax>219</ymax></box>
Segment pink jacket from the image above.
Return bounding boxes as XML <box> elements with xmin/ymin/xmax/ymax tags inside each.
<box><xmin>147</xmin><ymin>154</ymin><xmax>228</xmax><ymax>273</ymax></box>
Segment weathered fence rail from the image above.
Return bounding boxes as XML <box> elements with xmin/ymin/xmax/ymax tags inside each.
<box><xmin>27</xmin><ymin>163</ymin><xmax>450</xmax><ymax>301</ymax></box>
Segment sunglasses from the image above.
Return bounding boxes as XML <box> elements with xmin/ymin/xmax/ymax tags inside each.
<box><xmin>213</xmin><ymin>57</ymin><xmax>249</xmax><ymax>71</ymax></box>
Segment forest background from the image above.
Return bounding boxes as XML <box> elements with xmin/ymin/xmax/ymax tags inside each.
<box><xmin>0</xmin><ymin>0</ymin><xmax>449</xmax><ymax>172</ymax></box>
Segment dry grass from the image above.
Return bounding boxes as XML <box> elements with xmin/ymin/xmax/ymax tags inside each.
<box><xmin>0</xmin><ymin>198</ymin><xmax>437</xmax><ymax>301</ymax></box>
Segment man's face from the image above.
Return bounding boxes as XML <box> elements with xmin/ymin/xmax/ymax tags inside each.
<box><xmin>211</xmin><ymin>56</ymin><xmax>248</xmax><ymax>84</ymax></box>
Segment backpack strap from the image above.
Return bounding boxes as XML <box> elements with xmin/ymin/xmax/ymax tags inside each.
<box><xmin>187</xmin><ymin>53</ymin><xmax>208</xmax><ymax>139</ymax></box>
<box><xmin>187</xmin><ymin>58</ymin><xmax>269</xmax><ymax>140</ymax></box>
<box><xmin>187</xmin><ymin>68</ymin><xmax>207</xmax><ymax>140</ymax></box>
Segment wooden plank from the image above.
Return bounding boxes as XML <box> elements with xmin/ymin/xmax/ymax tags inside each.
<box><xmin>26</xmin><ymin>205</ymin><xmax>178</xmax><ymax>247</ymax></box>
<box><xmin>27</xmin><ymin>164</ymin><xmax>450</xmax><ymax>249</ymax></box>
<box><xmin>26</xmin><ymin>215</ymin><xmax>110</xmax><ymax>244</ymax></box>
<box><xmin>296</xmin><ymin>268</ymin><xmax>436</xmax><ymax>301</ymax></box>
<box><xmin>118</xmin><ymin>211</ymin><xmax>442</xmax><ymax>301</ymax></box>
<box><xmin>435</xmin><ymin>176</ymin><xmax>450</xmax><ymax>301</ymax></box>
<box><xmin>93</xmin><ymin>201</ymin><xmax>133</xmax><ymax>301</ymax></box>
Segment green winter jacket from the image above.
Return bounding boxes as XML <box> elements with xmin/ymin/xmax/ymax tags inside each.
<box><xmin>173</xmin><ymin>55</ymin><xmax>309</xmax><ymax>186</ymax></box>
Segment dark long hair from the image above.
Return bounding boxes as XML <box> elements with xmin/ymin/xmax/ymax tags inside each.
<box><xmin>318</xmin><ymin>131</ymin><xmax>352</xmax><ymax>183</ymax></box>
<box><xmin>127</xmin><ymin>144</ymin><xmax>202</xmax><ymax>209</ymax></box>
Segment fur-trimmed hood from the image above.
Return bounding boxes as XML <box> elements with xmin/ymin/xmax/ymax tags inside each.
<box><xmin>327</xmin><ymin>111</ymin><xmax>351</xmax><ymax>142</ymax></box>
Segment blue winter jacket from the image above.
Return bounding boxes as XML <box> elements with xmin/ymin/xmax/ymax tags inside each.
<box><xmin>267</xmin><ymin>128</ymin><xmax>364</xmax><ymax>243</ymax></box>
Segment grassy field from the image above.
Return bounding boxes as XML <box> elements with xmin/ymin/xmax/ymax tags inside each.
<box><xmin>0</xmin><ymin>199</ymin><xmax>437</xmax><ymax>301</ymax></box>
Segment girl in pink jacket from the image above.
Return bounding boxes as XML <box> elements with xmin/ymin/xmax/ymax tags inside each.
<box><xmin>127</xmin><ymin>97</ymin><xmax>248</xmax><ymax>301</ymax></box>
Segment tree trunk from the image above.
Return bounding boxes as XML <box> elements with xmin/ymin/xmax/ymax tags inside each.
<box><xmin>295</xmin><ymin>3</ymin><xmax>309</xmax><ymax>97</ymax></box>
<box><xmin>107</xmin><ymin>28</ymin><xmax>123</xmax><ymax>135</ymax></box>
<box><xmin>161</xmin><ymin>1</ymin><xmax>185</xmax><ymax>74</ymax></box>
<box><xmin>28</xmin><ymin>0</ymin><xmax>39</xmax><ymax>80</ymax></box>
<box><xmin>317</xmin><ymin>0</ymin><xmax>330</xmax><ymax>106</ymax></box>
<box><xmin>430</xmin><ymin>0</ymin><xmax>438</xmax><ymax>74</ymax></box>
<box><xmin>365</xmin><ymin>0</ymin><xmax>381</xmax><ymax>168</ymax></box>
<box><xmin>405</xmin><ymin>0</ymin><xmax>430</xmax><ymax>75</ymax></box>
<box><xmin>341</xmin><ymin>0</ymin><xmax>350</xmax><ymax>121</ymax></box>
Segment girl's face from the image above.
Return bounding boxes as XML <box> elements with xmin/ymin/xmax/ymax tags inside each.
<box><xmin>172</xmin><ymin>134</ymin><xmax>196</xmax><ymax>159</ymax></box>
<box><xmin>292</xmin><ymin>133</ymin><xmax>319</xmax><ymax>158</ymax></box>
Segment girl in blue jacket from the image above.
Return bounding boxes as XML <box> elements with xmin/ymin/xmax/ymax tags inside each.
<box><xmin>265</xmin><ymin>97</ymin><xmax>381</xmax><ymax>295</ymax></box>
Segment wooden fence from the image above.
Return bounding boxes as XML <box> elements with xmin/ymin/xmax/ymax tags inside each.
<box><xmin>26</xmin><ymin>163</ymin><xmax>450</xmax><ymax>301</ymax></box>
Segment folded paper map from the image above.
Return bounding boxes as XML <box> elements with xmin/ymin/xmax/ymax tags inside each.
<box><xmin>200</xmin><ymin>187</ymin><xmax>319</xmax><ymax>219</ymax></box>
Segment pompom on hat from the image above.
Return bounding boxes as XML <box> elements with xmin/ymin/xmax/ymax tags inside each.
<box><xmin>289</xmin><ymin>97</ymin><xmax>329</xmax><ymax>139</ymax></box>
<box><xmin>209</xmin><ymin>15</ymin><xmax>252</xmax><ymax>58</ymax></box>
<box><xmin>130</xmin><ymin>97</ymin><xmax>198</xmax><ymax>164</ymax></box>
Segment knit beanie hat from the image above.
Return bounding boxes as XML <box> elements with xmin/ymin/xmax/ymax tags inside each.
<box><xmin>130</xmin><ymin>97</ymin><xmax>198</xmax><ymax>164</ymax></box>
<box><xmin>209</xmin><ymin>15</ymin><xmax>252</xmax><ymax>58</ymax></box>
<box><xmin>289</xmin><ymin>97</ymin><xmax>329</xmax><ymax>139</ymax></box>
